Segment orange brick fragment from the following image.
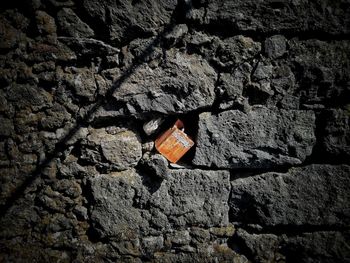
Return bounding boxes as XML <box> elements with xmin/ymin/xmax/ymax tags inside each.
<box><xmin>155</xmin><ymin>120</ymin><xmax>194</xmax><ymax>163</ymax></box>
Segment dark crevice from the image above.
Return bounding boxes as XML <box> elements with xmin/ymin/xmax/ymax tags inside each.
<box><xmin>71</xmin><ymin>0</ymin><xmax>111</xmax><ymax>46</ymax></box>
<box><xmin>303</xmin><ymin>110</ymin><xmax>350</xmax><ymax>166</ymax></box>
<box><xmin>235</xmin><ymin>224</ymin><xmax>350</xmax><ymax>236</ymax></box>
<box><xmin>227</xmin><ymin>234</ymin><xmax>255</xmax><ymax>263</ymax></box>
<box><xmin>188</xmin><ymin>21</ymin><xmax>350</xmax><ymax>42</ymax></box>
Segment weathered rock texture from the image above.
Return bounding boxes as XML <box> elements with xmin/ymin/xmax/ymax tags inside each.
<box><xmin>0</xmin><ymin>0</ymin><xmax>349</xmax><ymax>262</ymax></box>
<box><xmin>193</xmin><ymin>107</ymin><xmax>316</xmax><ymax>168</ymax></box>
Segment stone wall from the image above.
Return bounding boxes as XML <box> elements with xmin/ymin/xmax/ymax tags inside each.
<box><xmin>0</xmin><ymin>0</ymin><xmax>349</xmax><ymax>262</ymax></box>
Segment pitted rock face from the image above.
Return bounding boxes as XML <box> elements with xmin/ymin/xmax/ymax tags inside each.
<box><xmin>89</xmin><ymin>169</ymin><xmax>231</xmax><ymax>239</ymax></box>
<box><xmin>85</xmin><ymin>128</ymin><xmax>142</xmax><ymax>171</ymax></box>
<box><xmin>188</xmin><ymin>0</ymin><xmax>350</xmax><ymax>34</ymax></box>
<box><xmin>193</xmin><ymin>106</ymin><xmax>316</xmax><ymax>168</ymax></box>
<box><xmin>149</xmin><ymin>169</ymin><xmax>231</xmax><ymax>227</ymax></box>
<box><xmin>113</xmin><ymin>49</ymin><xmax>217</xmax><ymax>114</ymax></box>
<box><xmin>89</xmin><ymin>169</ymin><xmax>147</xmax><ymax>239</ymax></box>
<box><xmin>82</xmin><ymin>0</ymin><xmax>177</xmax><ymax>44</ymax></box>
<box><xmin>230</xmin><ymin>164</ymin><xmax>350</xmax><ymax>226</ymax></box>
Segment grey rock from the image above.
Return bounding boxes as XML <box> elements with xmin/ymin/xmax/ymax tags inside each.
<box><xmin>252</xmin><ymin>62</ymin><xmax>273</xmax><ymax>81</ymax></box>
<box><xmin>84</xmin><ymin>127</ymin><xmax>142</xmax><ymax>171</ymax></box>
<box><xmin>58</xmin><ymin>67</ymin><xmax>98</xmax><ymax>101</ymax></box>
<box><xmin>193</xmin><ymin>107</ymin><xmax>316</xmax><ymax>168</ymax></box>
<box><xmin>142</xmin><ymin>140</ymin><xmax>154</xmax><ymax>153</ymax></box>
<box><xmin>167</xmin><ymin>230</ymin><xmax>191</xmax><ymax>246</ymax></box>
<box><xmin>216</xmin><ymin>36</ymin><xmax>261</xmax><ymax>68</ymax></box>
<box><xmin>0</xmin><ymin>195</ymin><xmax>39</xmax><ymax>238</ymax></box>
<box><xmin>35</xmin><ymin>10</ymin><xmax>56</xmax><ymax>36</ymax></box>
<box><xmin>52</xmin><ymin>179</ymin><xmax>82</xmax><ymax>199</ymax></box>
<box><xmin>101</xmin><ymin>131</ymin><xmax>142</xmax><ymax>171</ymax></box>
<box><xmin>111</xmin><ymin>239</ymin><xmax>141</xmax><ymax>257</ymax></box>
<box><xmin>73</xmin><ymin>205</ymin><xmax>88</xmax><ymax>221</ymax></box>
<box><xmin>127</xmin><ymin>37</ymin><xmax>162</xmax><ymax>64</ymax></box>
<box><xmin>189</xmin><ymin>1</ymin><xmax>350</xmax><ymax>35</ymax></box>
<box><xmin>82</xmin><ymin>0</ymin><xmax>177</xmax><ymax>44</ymax></box>
<box><xmin>148</xmin><ymin>169</ymin><xmax>231</xmax><ymax>228</ymax></box>
<box><xmin>281</xmin><ymin>231</ymin><xmax>350</xmax><ymax>263</ymax></box>
<box><xmin>184</xmin><ymin>31</ymin><xmax>221</xmax><ymax>60</ymax></box>
<box><xmin>230</xmin><ymin>164</ymin><xmax>350</xmax><ymax>226</ymax></box>
<box><xmin>89</xmin><ymin>168</ymin><xmax>230</xmax><ymax>240</ymax></box>
<box><xmin>264</xmin><ymin>35</ymin><xmax>287</xmax><ymax>58</ymax></box>
<box><xmin>26</xmin><ymin>41</ymin><xmax>76</xmax><ymax>62</ymax></box>
<box><xmin>0</xmin><ymin>117</ymin><xmax>14</xmax><ymax>136</ymax></box>
<box><xmin>244</xmin><ymin>81</ymin><xmax>274</xmax><ymax>106</ymax></box>
<box><xmin>152</xmin><ymin>244</ymin><xmax>247</xmax><ymax>263</ymax></box>
<box><xmin>89</xmin><ymin>169</ymin><xmax>147</xmax><ymax>239</ymax></box>
<box><xmin>0</xmin><ymin>17</ymin><xmax>26</xmax><ymax>50</ymax></box>
<box><xmin>237</xmin><ymin>228</ymin><xmax>350</xmax><ymax>263</ymax></box>
<box><xmin>40</xmin><ymin>103</ymin><xmax>71</xmax><ymax>130</ymax></box>
<box><xmin>57</xmin><ymin>8</ymin><xmax>94</xmax><ymax>38</ymax></box>
<box><xmin>217</xmin><ymin>63</ymin><xmax>252</xmax><ymax>99</ymax></box>
<box><xmin>7</xmin><ymin>85</ymin><xmax>52</xmax><ymax>111</ymax></box>
<box><xmin>141</xmin><ymin>153</ymin><xmax>169</xmax><ymax>180</ymax></box>
<box><xmin>164</xmin><ymin>24</ymin><xmax>188</xmax><ymax>45</ymax></box>
<box><xmin>113</xmin><ymin>49</ymin><xmax>216</xmax><ymax>115</ymax></box>
<box><xmin>46</xmin><ymin>0</ymin><xmax>74</xmax><ymax>8</ymax></box>
<box><xmin>236</xmin><ymin>229</ymin><xmax>281</xmax><ymax>263</ymax></box>
<box><xmin>190</xmin><ymin>227</ymin><xmax>210</xmax><ymax>245</ymax></box>
<box><xmin>321</xmin><ymin>109</ymin><xmax>350</xmax><ymax>161</ymax></box>
<box><xmin>142</xmin><ymin>236</ymin><xmax>164</xmax><ymax>255</ymax></box>
<box><xmin>288</xmin><ymin>39</ymin><xmax>350</xmax><ymax>108</ymax></box>
<box><xmin>58</xmin><ymin>37</ymin><xmax>119</xmax><ymax>58</ymax></box>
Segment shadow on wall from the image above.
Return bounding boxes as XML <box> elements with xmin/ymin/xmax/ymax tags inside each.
<box><xmin>0</xmin><ymin>0</ymin><xmax>193</xmax><ymax>218</ymax></box>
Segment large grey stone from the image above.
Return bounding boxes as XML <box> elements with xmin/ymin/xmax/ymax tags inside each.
<box><xmin>89</xmin><ymin>169</ymin><xmax>147</xmax><ymax>239</ymax></box>
<box><xmin>57</xmin><ymin>8</ymin><xmax>94</xmax><ymax>38</ymax></box>
<box><xmin>87</xmin><ymin>128</ymin><xmax>142</xmax><ymax>171</ymax></box>
<box><xmin>236</xmin><ymin>228</ymin><xmax>350</xmax><ymax>263</ymax></box>
<box><xmin>230</xmin><ymin>164</ymin><xmax>350</xmax><ymax>227</ymax></box>
<box><xmin>113</xmin><ymin>49</ymin><xmax>216</xmax><ymax>115</ymax></box>
<box><xmin>193</xmin><ymin>107</ymin><xmax>316</xmax><ymax>168</ymax></box>
<box><xmin>188</xmin><ymin>0</ymin><xmax>350</xmax><ymax>35</ymax></box>
<box><xmin>148</xmin><ymin>169</ymin><xmax>231</xmax><ymax>228</ymax></box>
<box><xmin>288</xmin><ymin>39</ymin><xmax>350</xmax><ymax>109</ymax></box>
<box><xmin>89</xmin><ymin>168</ymin><xmax>231</xmax><ymax>240</ymax></box>
<box><xmin>58</xmin><ymin>37</ymin><xmax>120</xmax><ymax>58</ymax></box>
<box><xmin>7</xmin><ymin>85</ymin><xmax>53</xmax><ymax>111</ymax></box>
<box><xmin>216</xmin><ymin>36</ymin><xmax>261</xmax><ymax>68</ymax></box>
<box><xmin>58</xmin><ymin>67</ymin><xmax>98</xmax><ymax>102</ymax></box>
<box><xmin>82</xmin><ymin>0</ymin><xmax>177</xmax><ymax>44</ymax></box>
<box><xmin>321</xmin><ymin>109</ymin><xmax>350</xmax><ymax>161</ymax></box>
<box><xmin>264</xmin><ymin>35</ymin><xmax>287</xmax><ymax>59</ymax></box>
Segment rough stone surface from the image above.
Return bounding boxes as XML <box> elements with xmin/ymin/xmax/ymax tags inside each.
<box><xmin>193</xmin><ymin>107</ymin><xmax>316</xmax><ymax>168</ymax></box>
<box><xmin>85</xmin><ymin>127</ymin><xmax>142</xmax><ymax>171</ymax></box>
<box><xmin>321</xmin><ymin>109</ymin><xmax>350</xmax><ymax>162</ymax></box>
<box><xmin>57</xmin><ymin>8</ymin><xmax>94</xmax><ymax>38</ymax></box>
<box><xmin>236</xmin><ymin>228</ymin><xmax>350</xmax><ymax>263</ymax></box>
<box><xmin>0</xmin><ymin>0</ymin><xmax>349</xmax><ymax>262</ymax></box>
<box><xmin>188</xmin><ymin>1</ymin><xmax>350</xmax><ymax>34</ymax></box>
<box><xmin>81</xmin><ymin>0</ymin><xmax>177</xmax><ymax>44</ymax></box>
<box><xmin>149</xmin><ymin>169</ymin><xmax>231</xmax><ymax>228</ymax></box>
<box><xmin>113</xmin><ymin>49</ymin><xmax>217</xmax><ymax>115</ymax></box>
<box><xmin>264</xmin><ymin>35</ymin><xmax>287</xmax><ymax>59</ymax></box>
<box><xmin>89</xmin><ymin>169</ymin><xmax>231</xmax><ymax>237</ymax></box>
<box><xmin>230</xmin><ymin>164</ymin><xmax>350</xmax><ymax>227</ymax></box>
<box><xmin>89</xmin><ymin>169</ymin><xmax>146</xmax><ymax>239</ymax></box>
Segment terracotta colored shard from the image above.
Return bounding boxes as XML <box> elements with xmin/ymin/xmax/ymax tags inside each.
<box><xmin>155</xmin><ymin>119</ymin><xmax>194</xmax><ymax>163</ymax></box>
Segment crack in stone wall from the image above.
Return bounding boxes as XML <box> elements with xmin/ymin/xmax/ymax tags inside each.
<box><xmin>0</xmin><ymin>0</ymin><xmax>349</xmax><ymax>262</ymax></box>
